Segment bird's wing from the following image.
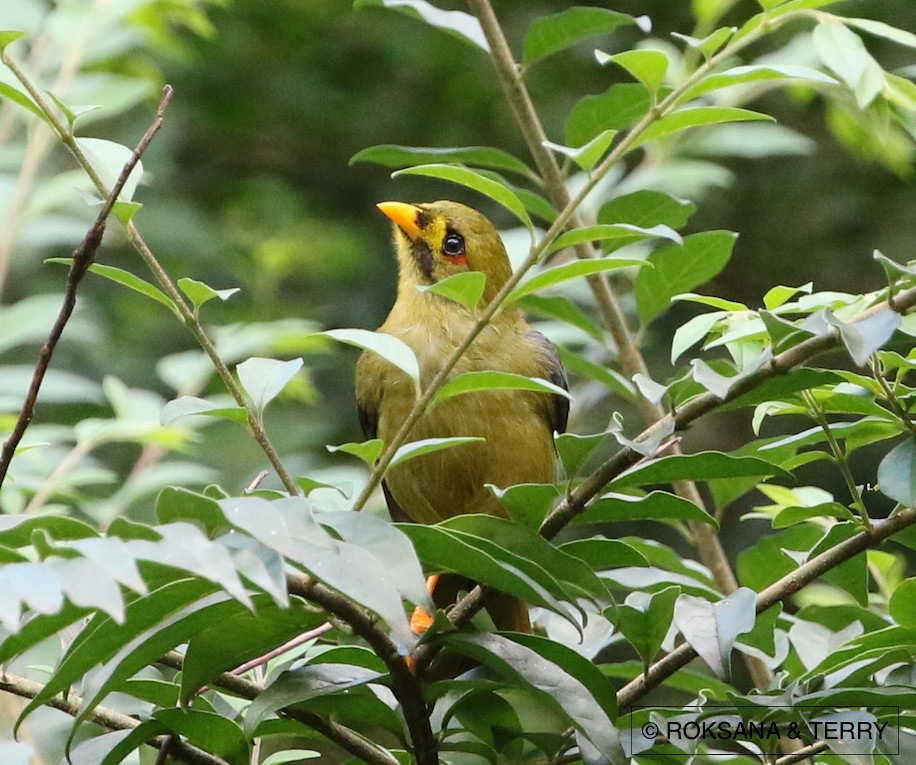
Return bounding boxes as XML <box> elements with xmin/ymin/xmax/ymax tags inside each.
<box><xmin>526</xmin><ymin>329</ymin><xmax>569</xmax><ymax>435</ymax></box>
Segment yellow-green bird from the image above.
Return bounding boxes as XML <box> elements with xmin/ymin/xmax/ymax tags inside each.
<box><xmin>355</xmin><ymin>200</ymin><xmax>568</xmax><ymax>632</ymax></box>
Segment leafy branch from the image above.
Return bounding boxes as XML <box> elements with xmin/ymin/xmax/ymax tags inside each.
<box><xmin>0</xmin><ymin>51</ymin><xmax>301</xmax><ymax>497</ymax></box>
<box><xmin>0</xmin><ymin>85</ymin><xmax>172</xmax><ymax>486</ymax></box>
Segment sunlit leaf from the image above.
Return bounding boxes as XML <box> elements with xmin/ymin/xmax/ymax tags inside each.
<box><xmin>388</xmin><ymin>436</ymin><xmax>484</xmax><ymax>470</ymax></box>
<box><xmin>877</xmin><ymin>437</ymin><xmax>916</xmax><ymax>506</ymax></box>
<box><xmin>507</xmin><ymin>258</ymin><xmax>646</xmax><ymax>303</ymax></box>
<box><xmin>434</xmin><ymin>371</ymin><xmax>570</xmax><ymax>405</ymax></box>
<box><xmin>598</xmin><ymin>48</ymin><xmax>669</xmax><ymax>93</ymax></box>
<box><xmin>523</xmin><ymin>7</ymin><xmax>636</xmax><ymax>67</ymax></box>
<box><xmin>350</xmin><ymin>144</ymin><xmax>535</xmax><ymax>179</ymax></box>
<box><xmin>178</xmin><ymin>277</ymin><xmax>240</xmax><ymax>310</ymax></box>
<box><xmin>46</xmin><ymin>260</ymin><xmax>177</xmax><ymax>314</ymax></box>
<box><xmin>393</xmin><ymin>164</ymin><xmax>532</xmax><ymax>229</ymax></box>
<box><xmin>417</xmin><ymin>270</ymin><xmax>486</xmax><ymax>310</ymax></box>
<box><xmin>632</xmin><ymin>107</ymin><xmax>773</xmax><ymax>149</ymax></box>
<box><xmin>237</xmin><ymin>357</ymin><xmax>304</xmax><ymax>411</ymax></box>
<box><xmin>353</xmin><ymin>0</ymin><xmax>488</xmax><ymax>50</ymax></box>
<box><xmin>320</xmin><ymin>328</ymin><xmax>420</xmax><ymax>386</ymax></box>
<box><xmin>548</xmin><ymin>223</ymin><xmax>681</xmax><ymax>254</ymax></box>
<box><xmin>673</xmin><ymin>588</ymin><xmax>756</xmax><ymax>679</ymax></box>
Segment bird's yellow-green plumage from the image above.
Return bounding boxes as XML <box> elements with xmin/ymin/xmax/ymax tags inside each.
<box><xmin>355</xmin><ymin>200</ymin><xmax>568</xmax><ymax>525</ymax></box>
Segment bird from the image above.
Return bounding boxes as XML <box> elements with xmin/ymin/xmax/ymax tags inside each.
<box><xmin>355</xmin><ymin>200</ymin><xmax>568</xmax><ymax>635</ymax></box>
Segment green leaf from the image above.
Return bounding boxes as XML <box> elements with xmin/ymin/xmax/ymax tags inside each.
<box><xmin>441</xmin><ymin>515</ymin><xmax>607</xmax><ymax>602</ymax></box>
<box><xmin>160</xmin><ymin>395</ymin><xmax>248</xmax><ymax>425</ymax></box>
<box><xmin>558</xmin><ymin>347</ymin><xmax>636</xmax><ymax>400</ymax></box>
<box><xmin>507</xmin><ymin>257</ymin><xmax>645</xmax><ymax>304</ymax></box>
<box><xmin>522</xmin><ymin>7</ymin><xmax>635</xmax><ymax>67</ymax></box>
<box><xmin>632</xmin><ymin>107</ymin><xmax>774</xmax><ymax>149</ymax></box>
<box><xmin>845</xmin><ymin>17</ymin><xmax>916</xmax><ymax>50</ymax></box>
<box><xmin>577</xmin><ymin>491</ymin><xmax>719</xmax><ymax>528</ymax></box>
<box><xmin>0</xmin><ymin>31</ymin><xmax>26</xmax><ymax>49</ymax></box>
<box><xmin>417</xmin><ymin>270</ymin><xmax>486</xmax><ymax>310</ymax></box>
<box><xmin>178</xmin><ymin>277</ymin><xmax>240</xmax><ymax>309</ymax></box>
<box><xmin>635</xmin><ymin>231</ymin><xmax>737</xmax><ymax>324</ymax></box>
<box><xmin>326</xmin><ymin>438</ymin><xmax>384</xmax><ymax>465</ymax></box>
<box><xmin>488</xmin><ymin>483</ymin><xmax>561</xmax><ymax>529</ymax></box>
<box><xmin>890</xmin><ymin>579</ymin><xmax>916</xmax><ymax>630</ymax></box>
<box><xmin>560</xmin><ymin>538</ymin><xmax>649</xmax><ymax>569</ymax></box>
<box><xmin>262</xmin><ymin>752</ymin><xmax>320</xmax><ymax>765</ymax></box>
<box><xmin>398</xmin><ymin>523</ymin><xmax>577</xmax><ymax>622</ymax></box>
<box><xmin>155</xmin><ymin>709</ymin><xmax>248</xmax><ymax>765</ymax></box>
<box><xmin>825</xmin><ymin>306</ymin><xmax>900</xmax><ymax>367</ymax></box>
<box><xmin>598</xmin><ymin>189</ymin><xmax>696</xmax><ymax>230</ymax></box>
<box><xmin>610</xmin><ymin>451</ymin><xmax>792</xmax><ymax>490</ymax></box>
<box><xmin>74</xmin><ymin>137</ymin><xmax>144</xmax><ymax>202</ymax></box>
<box><xmin>181</xmin><ymin>601</ymin><xmax>326</xmax><ymax>703</ymax></box>
<box><xmin>672</xmin><ymin>26</ymin><xmax>735</xmax><ymax>59</ymax></box>
<box><xmin>46</xmin><ymin>260</ymin><xmax>177</xmax><ymax>314</ymax></box>
<box><xmin>393</xmin><ymin>164</ymin><xmax>532</xmax><ymax>230</ymax></box>
<box><xmin>350</xmin><ymin>144</ymin><xmax>535</xmax><ymax>179</ymax></box>
<box><xmin>556</xmin><ymin>432</ymin><xmax>608</xmax><ymax>479</ymax></box>
<box><xmin>237</xmin><ymin>357</ymin><xmax>303</xmax><ymax>411</ymax></box>
<box><xmin>0</xmin><ymin>79</ymin><xmax>44</xmax><ymax>120</ymax></box>
<box><xmin>549</xmin><ymin>223</ymin><xmax>681</xmax><ymax>254</ymax></box>
<box><xmin>319</xmin><ymin>328</ymin><xmax>420</xmax><ymax>386</ymax></box>
<box><xmin>542</xmin><ymin>129</ymin><xmax>617</xmax><ymax>172</ymax></box>
<box><xmin>609</xmin><ymin>585</ymin><xmax>679</xmax><ymax>669</ymax></box>
<box><xmin>519</xmin><ymin>295</ymin><xmax>604</xmax><ymax>341</ymax></box>
<box><xmin>763</xmin><ymin>282</ymin><xmax>813</xmax><ymax>310</ymax></box>
<box><xmin>388</xmin><ymin>436</ymin><xmax>484</xmax><ymax>469</ymax></box>
<box><xmin>353</xmin><ymin>0</ymin><xmax>488</xmax><ymax>51</ymax></box>
<box><xmin>678</xmin><ymin>64</ymin><xmax>837</xmax><ymax>104</ymax></box>
<box><xmin>599</xmin><ymin>49</ymin><xmax>669</xmax><ymax>93</ymax></box>
<box><xmin>673</xmin><ymin>588</ymin><xmax>756</xmax><ymax>679</ymax></box>
<box><xmin>877</xmin><ymin>437</ymin><xmax>916</xmax><ymax>506</ymax></box>
<box><xmin>566</xmin><ymin>83</ymin><xmax>651</xmax><ymax>148</ymax></box>
<box><xmin>813</xmin><ymin>19</ymin><xmax>886</xmax><ymax>108</ymax></box>
<box><xmin>444</xmin><ymin>633</ymin><xmax>622</xmax><ymax>760</ymax></box>
<box><xmin>434</xmin><ymin>371</ymin><xmax>570</xmax><ymax>405</ymax></box>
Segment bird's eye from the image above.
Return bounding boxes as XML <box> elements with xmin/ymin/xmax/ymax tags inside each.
<box><xmin>442</xmin><ymin>233</ymin><xmax>466</xmax><ymax>258</ymax></box>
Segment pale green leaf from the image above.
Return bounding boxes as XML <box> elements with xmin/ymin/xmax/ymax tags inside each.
<box><xmin>598</xmin><ymin>48</ymin><xmax>669</xmax><ymax>92</ymax></box>
<box><xmin>237</xmin><ymin>357</ymin><xmax>304</xmax><ymax>411</ymax></box>
<box><xmin>320</xmin><ymin>328</ymin><xmax>420</xmax><ymax>387</ymax></box>
<box><xmin>393</xmin><ymin>164</ymin><xmax>532</xmax><ymax>230</ymax></box>
<box><xmin>507</xmin><ymin>258</ymin><xmax>646</xmax><ymax>303</ymax></box>
<box><xmin>161</xmin><ymin>396</ymin><xmax>247</xmax><ymax>425</ymax></box>
<box><xmin>813</xmin><ymin>19</ymin><xmax>886</xmax><ymax>108</ymax></box>
<box><xmin>632</xmin><ymin>107</ymin><xmax>774</xmax><ymax>149</ymax></box>
<box><xmin>542</xmin><ymin>129</ymin><xmax>617</xmax><ymax>171</ymax></box>
<box><xmin>434</xmin><ymin>370</ymin><xmax>570</xmax><ymax>405</ymax></box>
<box><xmin>74</xmin><ymin>137</ymin><xmax>143</xmax><ymax>202</ymax></box>
<box><xmin>353</xmin><ymin>0</ymin><xmax>488</xmax><ymax>51</ymax></box>
<box><xmin>178</xmin><ymin>278</ymin><xmax>240</xmax><ymax>309</ymax></box>
<box><xmin>523</xmin><ymin>7</ymin><xmax>635</xmax><ymax>67</ymax></box>
<box><xmin>349</xmin><ymin>144</ymin><xmax>536</xmax><ymax>180</ymax></box>
<box><xmin>388</xmin><ymin>436</ymin><xmax>484</xmax><ymax>469</ymax></box>
<box><xmin>549</xmin><ymin>223</ymin><xmax>681</xmax><ymax>254</ymax></box>
<box><xmin>327</xmin><ymin>439</ymin><xmax>384</xmax><ymax>465</ymax></box>
<box><xmin>46</xmin><ymin>260</ymin><xmax>177</xmax><ymax>314</ymax></box>
<box><xmin>877</xmin><ymin>437</ymin><xmax>916</xmax><ymax>506</ymax></box>
<box><xmin>417</xmin><ymin>271</ymin><xmax>486</xmax><ymax>310</ymax></box>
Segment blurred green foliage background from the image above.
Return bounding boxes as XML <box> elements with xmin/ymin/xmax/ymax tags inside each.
<box><xmin>1</xmin><ymin>0</ymin><xmax>914</xmax><ymax>518</ymax></box>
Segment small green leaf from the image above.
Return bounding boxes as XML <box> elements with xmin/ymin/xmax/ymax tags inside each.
<box><xmin>877</xmin><ymin>437</ymin><xmax>916</xmax><ymax>506</ymax></box>
<box><xmin>845</xmin><ymin>17</ymin><xmax>916</xmax><ymax>50</ymax></box>
<box><xmin>678</xmin><ymin>64</ymin><xmax>837</xmax><ymax>103</ymax></box>
<box><xmin>635</xmin><ymin>231</ymin><xmax>737</xmax><ymax>324</ymax></box>
<box><xmin>155</xmin><ymin>709</ymin><xmax>248</xmax><ymax>764</ymax></box>
<box><xmin>434</xmin><ymin>371</ymin><xmax>570</xmax><ymax>405</ymax></box>
<box><xmin>561</xmin><ymin>538</ymin><xmax>649</xmax><ymax>569</ymax></box>
<box><xmin>825</xmin><ymin>306</ymin><xmax>900</xmax><ymax>367</ymax></box>
<box><xmin>327</xmin><ymin>439</ymin><xmax>384</xmax><ymax>465</ymax></box>
<box><xmin>393</xmin><ymin>164</ymin><xmax>532</xmax><ymax>230</ymax></box>
<box><xmin>112</xmin><ymin>200</ymin><xmax>142</xmax><ymax>225</ymax></box>
<box><xmin>488</xmin><ymin>483</ymin><xmax>560</xmax><ymax>528</ymax></box>
<box><xmin>673</xmin><ymin>588</ymin><xmax>756</xmax><ymax>679</ymax></box>
<box><xmin>0</xmin><ymin>31</ymin><xmax>26</xmax><ymax>49</ymax></box>
<box><xmin>75</xmin><ymin>137</ymin><xmax>144</xmax><ymax>202</ymax></box>
<box><xmin>813</xmin><ymin>19</ymin><xmax>885</xmax><ymax>108</ymax></box>
<box><xmin>578</xmin><ymin>491</ymin><xmax>719</xmax><ymax>528</ymax></box>
<box><xmin>388</xmin><ymin>436</ymin><xmax>484</xmax><ymax>470</ymax></box>
<box><xmin>320</xmin><ymin>328</ymin><xmax>420</xmax><ymax>386</ymax></box>
<box><xmin>549</xmin><ymin>223</ymin><xmax>681</xmax><ymax>254</ymax></box>
<box><xmin>46</xmin><ymin>260</ymin><xmax>177</xmax><ymax>314</ymax></box>
<box><xmin>632</xmin><ymin>107</ymin><xmax>773</xmax><ymax>149</ymax></box>
<box><xmin>672</xmin><ymin>26</ymin><xmax>735</xmax><ymax>59</ymax></box>
<box><xmin>161</xmin><ymin>396</ymin><xmax>247</xmax><ymax>425</ymax></box>
<box><xmin>890</xmin><ymin>579</ymin><xmax>916</xmax><ymax>629</ymax></box>
<box><xmin>556</xmin><ymin>432</ymin><xmax>608</xmax><ymax>479</ymax></box>
<box><xmin>598</xmin><ymin>189</ymin><xmax>696</xmax><ymax>230</ymax></box>
<box><xmin>350</xmin><ymin>144</ymin><xmax>535</xmax><ymax>180</ymax></box>
<box><xmin>0</xmin><ymin>80</ymin><xmax>45</xmax><ymax>121</ymax></box>
<box><xmin>262</xmin><ymin>752</ymin><xmax>320</xmax><ymax>765</ymax></box>
<box><xmin>611</xmin><ymin>451</ymin><xmax>792</xmax><ymax>489</ymax></box>
<box><xmin>519</xmin><ymin>295</ymin><xmax>604</xmax><ymax>341</ymax></box>
<box><xmin>353</xmin><ymin>0</ymin><xmax>488</xmax><ymax>50</ymax></box>
<box><xmin>178</xmin><ymin>277</ymin><xmax>240</xmax><ymax>309</ymax></box>
<box><xmin>542</xmin><ymin>129</ymin><xmax>617</xmax><ymax>171</ymax></box>
<box><xmin>566</xmin><ymin>83</ymin><xmax>651</xmax><ymax>148</ymax></box>
<box><xmin>237</xmin><ymin>357</ymin><xmax>303</xmax><ymax>411</ymax></box>
<box><xmin>507</xmin><ymin>257</ymin><xmax>645</xmax><ymax>304</ymax></box>
<box><xmin>609</xmin><ymin>586</ymin><xmax>679</xmax><ymax>669</ymax></box>
<box><xmin>417</xmin><ymin>271</ymin><xmax>486</xmax><ymax>310</ymax></box>
<box><xmin>523</xmin><ymin>7</ymin><xmax>635</xmax><ymax>67</ymax></box>
<box><xmin>598</xmin><ymin>48</ymin><xmax>669</xmax><ymax>92</ymax></box>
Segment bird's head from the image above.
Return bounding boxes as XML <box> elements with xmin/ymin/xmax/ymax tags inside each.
<box><xmin>377</xmin><ymin>200</ymin><xmax>513</xmax><ymax>304</ymax></box>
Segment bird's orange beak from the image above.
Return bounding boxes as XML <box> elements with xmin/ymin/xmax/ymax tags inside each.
<box><xmin>377</xmin><ymin>201</ymin><xmax>423</xmax><ymax>242</ymax></box>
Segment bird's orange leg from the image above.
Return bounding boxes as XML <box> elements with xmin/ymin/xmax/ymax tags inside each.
<box><xmin>410</xmin><ymin>574</ymin><xmax>440</xmax><ymax>634</ymax></box>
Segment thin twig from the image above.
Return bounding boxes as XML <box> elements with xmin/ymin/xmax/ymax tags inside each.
<box><xmin>0</xmin><ymin>86</ymin><xmax>172</xmax><ymax>488</ymax></box>
<box><xmin>616</xmin><ymin>505</ymin><xmax>916</xmax><ymax>709</ymax></box>
<box><xmin>0</xmin><ymin>672</ymin><xmax>228</xmax><ymax>765</ymax></box>
<box><xmin>0</xmin><ymin>52</ymin><xmax>301</xmax><ymax>496</ymax></box>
